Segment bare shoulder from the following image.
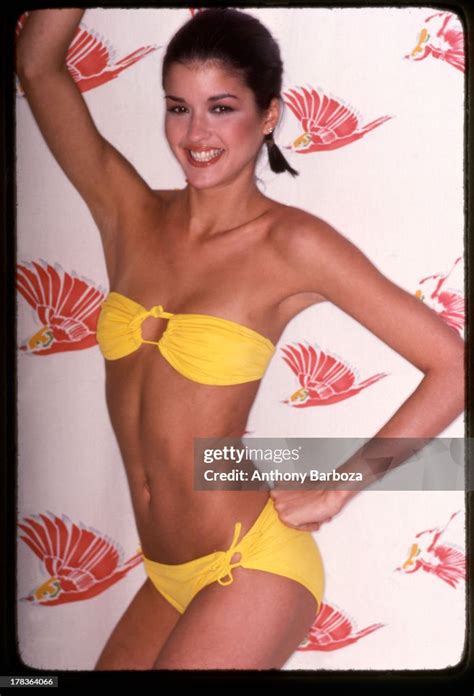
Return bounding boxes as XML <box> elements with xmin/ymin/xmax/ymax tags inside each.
<box><xmin>270</xmin><ymin>204</ymin><xmax>355</xmax><ymax>267</ymax></box>
<box><xmin>270</xmin><ymin>205</ymin><xmax>465</xmax><ymax>373</ymax></box>
<box><xmin>269</xmin><ymin>204</ymin><xmax>389</xmax><ymax>301</ymax></box>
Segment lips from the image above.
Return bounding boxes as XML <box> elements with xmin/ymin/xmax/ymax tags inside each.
<box><xmin>185</xmin><ymin>148</ymin><xmax>224</xmax><ymax>168</ymax></box>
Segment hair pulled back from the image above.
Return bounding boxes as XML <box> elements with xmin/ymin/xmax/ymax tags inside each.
<box><xmin>162</xmin><ymin>8</ymin><xmax>298</xmax><ymax>177</ymax></box>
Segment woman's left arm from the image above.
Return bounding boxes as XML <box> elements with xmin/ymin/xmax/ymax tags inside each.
<box><xmin>270</xmin><ymin>216</ymin><xmax>465</xmax><ymax>531</ymax></box>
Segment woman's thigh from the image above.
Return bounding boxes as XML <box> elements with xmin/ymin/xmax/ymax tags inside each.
<box><xmin>152</xmin><ymin>567</ymin><xmax>318</xmax><ymax>670</ymax></box>
<box><xmin>94</xmin><ymin>577</ymin><xmax>181</xmax><ymax>670</ymax></box>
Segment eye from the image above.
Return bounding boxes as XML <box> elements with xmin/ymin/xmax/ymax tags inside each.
<box><xmin>166</xmin><ymin>106</ymin><xmax>188</xmax><ymax>114</ymax></box>
<box><xmin>212</xmin><ymin>105</ymin><xmax>234</xmax><ymax>114</ymax></box>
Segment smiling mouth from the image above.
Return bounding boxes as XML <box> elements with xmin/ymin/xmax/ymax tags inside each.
<box><xmin>186</xmin><ymin>148</ymin><xmax>224</xmax><ymax>167</ymax></box>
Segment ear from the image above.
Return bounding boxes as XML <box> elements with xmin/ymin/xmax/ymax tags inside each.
<box><xmin>262</xmin><ymin>97</ymin><xmax>280</xmax><ymax>135</ymax></box>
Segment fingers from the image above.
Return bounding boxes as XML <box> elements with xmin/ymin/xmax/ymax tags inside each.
<box><xmin>297</xmin><ymin>516</ymin><xmax>333</xmax><ymax>532</ymax></box>
<box><xmin>297</xmin><ymin>522</ymin><xmax>320</xmax><ymax>532</ymax></box>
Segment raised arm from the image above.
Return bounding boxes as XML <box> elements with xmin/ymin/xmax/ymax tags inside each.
<box><xmin>15</xmin><ymin>9</ymin><xmax>154</xmax><ymax>241</ymax></box>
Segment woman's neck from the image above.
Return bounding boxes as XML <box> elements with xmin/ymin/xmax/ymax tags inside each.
<box><xmin>177</xmin><ymin>171</ymin><xmax>268</xmax><ymax>238</ymax></box>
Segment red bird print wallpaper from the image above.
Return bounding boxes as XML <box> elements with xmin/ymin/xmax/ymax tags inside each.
<box><xmin>15</xmin><ymin>12</ymin><xmax>160</xmax><ymax>96</ymax></box>
<box><xmin>395</xmin><ymin>510</ymin><xmax>465</xmax><ymax>589</ymax></box>
<box><xmin>283</xmin><ymin>85</ymin><xmax>393</xmax><ymax>154</ymax></box>
<box><xmin>415</xmin><ymin>256</ymin><xmax>464</xmax><ymax>338</ymax></box>
<box><xmin>15</xmin><ymin>7</ymin><xmax>465</xmax><ymax>671</ymax></box>
<box><xmin>18</xmin><ymin>511</ymin><xmax>143</xmax><ymax>606</ymax></box>
<box><xmin>16</xmin><ymin>259</ymin><xmax>105</xmax><ymax>356</ymax></box>
<box><xmin>298</xmin><ymin>602</ymin><xmax>385</xmax><ymax>652</ymax></box>
<box><xmin>281</xmin><ymin>342</ymin><xmax>388</xmax><ymax>408</ymax></box>
<box><xmin>404</xmin><ymin>11</ymin><xmax>465</xmax><ymax>73</ymax></box>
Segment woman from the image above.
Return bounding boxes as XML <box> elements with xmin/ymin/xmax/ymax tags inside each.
<box><xmin>16</xmin><ymin>8</ymin><xmax>465</xmax><ymax>670</ymax></box>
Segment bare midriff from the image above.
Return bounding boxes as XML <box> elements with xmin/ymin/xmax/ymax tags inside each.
<box><xmin>105</xmin><ymin>352</ymin><xmax>270</xmax><ymax>565</ymax></box>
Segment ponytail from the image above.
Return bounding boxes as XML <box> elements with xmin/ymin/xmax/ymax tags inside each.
<box><xmin>264</xmin><ymin>132</ymin><xmax>298</xmax><ymax>177</ymax></box>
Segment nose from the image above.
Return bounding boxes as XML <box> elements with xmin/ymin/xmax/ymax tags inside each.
<box><xmin>186</xmin><ymin>111</ymin><xmax>211</xmax><ymax>143</ymax></box>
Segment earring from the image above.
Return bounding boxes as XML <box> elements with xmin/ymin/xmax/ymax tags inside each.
<box><xmin>264</xmin><ymin>127</ymin><xmax>274</xmax><ymax>136</ymax></box>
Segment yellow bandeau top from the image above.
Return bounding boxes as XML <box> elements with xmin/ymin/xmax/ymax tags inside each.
<box><xmin>96</xmin><ymin>291</ymin><xmax>276</xmax><ymax>386</ymax></box>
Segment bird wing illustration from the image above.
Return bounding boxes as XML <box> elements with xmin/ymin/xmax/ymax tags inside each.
<box><xmin>281</xmin><ymin>342</ymin><xmax>388</xmax><ymax>407</ymax></box>
<box><xmin>283</xmin><ymin>84</ymin><xmax>392</xmax><ymax>153</ymax></box>
<box><xmin>437</xmin><ymin>293</ymin><xmax>465</xmax><ymax>335</ymax></box>
<box><xmin>417</xmin><ymin>257</ymin><xmax>464</xmax><ymax>336</ymax></box>
<box><xmin>17</xmin><ymin>259</ymin><xmax>106</xmax><ymax>345</ymax></box>
<box><xmin>406</xmin><ymin>11</ymin><xmax>465</xmax><ymax>73</ymax></box>
<box><xmin>18</xmin><ymin>511</ymin><xmax>132</xmax><ymax>587</ymax></box>
<box><xmin>284</xmin><ymin>86</ymin><xmax>359</xmax><ymax>139</ymax></box>
<box><xmin>66</xmin><ymin>23</ymin><xmax>158</xmax><ymax>83</ymax></box>
<box><xmin>281</xmin><ymin>343</ymin><xmax>357</xmax><ymax>391</ymax></box>
<box><xmin>398</xmin><ymin>510</ymin><xmax>465</xmax><ymax>587</ymax></box>
<box><xmin>299</xmin><ymin>602</ymin><xmax>385</xmax><ymax>651</ymax></box>
<box><xmin>418</xmin><ymin>256</ymin><xmax>462</xmax><ymax>301</ymax></box>
<box><xmin>431</xmin><ymin>543</ymin><xmax>465</xmax><ymax>588</ymax></box>
<box><xmin>66</xmin><ymin>24</ymin><xmax>114</xmax><ymax>80</ymax></box>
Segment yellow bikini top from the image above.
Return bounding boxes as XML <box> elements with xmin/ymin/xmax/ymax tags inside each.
<box><xmin>96</xmin><ymin>291</ymin><xmax>276</xmax><ymax>385</ymax></box>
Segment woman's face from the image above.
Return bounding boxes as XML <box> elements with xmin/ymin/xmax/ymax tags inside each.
<box><xmin>163</xmin><ymin>60</ymin><xmax>274</xmax><ymax>190</ymax></box>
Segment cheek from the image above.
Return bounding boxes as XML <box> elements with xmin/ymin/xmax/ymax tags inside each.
<box><xmin>225</xmin><ymin>114</ymin><xmax>262</xmax><ymax>149</ymax></box>
<box><xmin>164</xmin><ymin>117</ymin><xmax>182</xmax><ymax>145</ymax></box>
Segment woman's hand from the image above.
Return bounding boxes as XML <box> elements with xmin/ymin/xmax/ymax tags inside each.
<box><xmin>269</xmin><ymin>486</ymin><xmax>352</xmax><ymax>531</ymax></box>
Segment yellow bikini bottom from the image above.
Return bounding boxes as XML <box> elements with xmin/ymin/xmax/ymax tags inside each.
<box><xmin>140</xmin><ymin>496</ymin><xmax>325</xmax><ymax>616</ymax></box>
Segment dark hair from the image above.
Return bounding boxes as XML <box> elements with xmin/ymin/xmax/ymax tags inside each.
<box><xmin>162</xmin><ymin>8</ymin><xmax>298</xmax><ymax>177</ymax></box>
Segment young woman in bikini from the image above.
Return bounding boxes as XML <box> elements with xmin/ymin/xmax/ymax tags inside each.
<box><xmin>16</xmin><ymin>8</ymin><xmax>464</xmax><ymax>670</ymax></box>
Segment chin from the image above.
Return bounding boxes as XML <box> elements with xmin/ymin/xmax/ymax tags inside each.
<box><xmin>184</xmin><ymin>172</ymin><xmax>230</xmax><ymax>191</ymax></box>
<box><xmin>185</xmin><ymin>175</ymin><xmax>219</xmax><ymax>190</ymax></box>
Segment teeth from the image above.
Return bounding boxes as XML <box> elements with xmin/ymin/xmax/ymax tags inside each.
<box><xmin>189</xmin><ymin>149</ymin><xmax>223</xmax><ymax>162</ymax></box>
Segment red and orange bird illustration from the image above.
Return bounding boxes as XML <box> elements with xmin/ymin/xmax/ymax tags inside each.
<box><xmin>298</xmin><ymin>601</ymin><xmax>385</xmax><ymax>652</ymax></box>
<box><xmin>17</xmin><ymin>259</ymin><xmax>106</xmax><ymax>356</ymax></box>
<box><xmin>415</xmin><ymin>256</ymin><xmax>464</xmax><ymax>338</ymax></box>
<box><xmin>283</xmin><ymin>85</ymin><xmax>393</xmax><ymax>154</ymax></box>
<box><xmin>395</xmin><ymin>510</ymin><xmax>465</xmax><ymax>589</ymax></box>
<box><xmin>18</xmin><ymin>511</ymin><xmax>143</xmax><ymax>605</ymax></box>
<box><xmin>15</xmin><ymin>12</ymin><xmax>160</xmax><ymax>96</ymax></box>
<box><xmin>404</xmin><ymin>11</ymin><xmax>465</xmax><ymax>73</ymax></box>
<box><xmin>281</xmin><ymin>342</ymin><xmax>388</xmax><ymax>408</ymax></box>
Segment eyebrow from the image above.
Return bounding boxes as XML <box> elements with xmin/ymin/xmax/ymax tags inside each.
<box><xmin>165</xmin><ymin>93</ymin><xmax>238</xmax><ymax>102</ymax></box>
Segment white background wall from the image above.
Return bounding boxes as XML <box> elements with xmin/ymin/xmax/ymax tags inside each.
<box><xmin>16</xmin><ymin>7</ymin><xmax>465</xmax><ymax>670</ymax></box>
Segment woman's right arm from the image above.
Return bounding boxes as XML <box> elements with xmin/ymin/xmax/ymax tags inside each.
<box><xmin>16</xmin><ymin>9</ymin><xmax>154</xmax><ymax>240</ymax></box>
